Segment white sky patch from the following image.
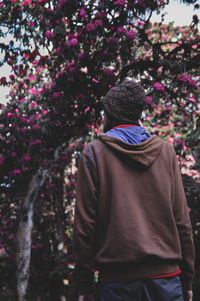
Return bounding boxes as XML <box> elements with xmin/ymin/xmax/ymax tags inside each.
<box><xmin>151</xmin><ymin>0</ymin><xmax>199</xmax><ymax>26</ymax></box>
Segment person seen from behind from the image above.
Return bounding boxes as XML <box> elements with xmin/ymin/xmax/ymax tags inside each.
<box><xmin>72</xmin><ymin>80</ymin><xmax>195</xmax><ymax>301</ymax></box>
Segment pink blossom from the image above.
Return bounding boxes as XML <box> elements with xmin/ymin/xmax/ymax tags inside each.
<box><xmin>33</xmin><ymin>124</ymin><xmax>40</xmax><ymax>130</ymax></box>
<box><xmin>45</xmin><ymin>30</ymin><xmax>55</xmax><ymax>38</ymax></box>
<box><xmin>0</xmin><ymin>77</ymin><xmax>7</xmax><ymax>84</ymax></box>
<box><xmin>189</xmin><ymin>97</ymin><xmax>196</xmax><ymax>103</ymax></box>
<box><xmin>126</xmin><ymin>30</ymin><xmax>137</xmax><ymax>39</ymax></box>
<box><xmin>177</xmin><ymin>74</ymin><xmax>197</xmax><ymax>87</ymax></box>
<box><xmin>0</xmin><ymin>2</ymin><xmax>4</xmax><ymax>7</ymax></box>
<box><xmin>36</xmin><ymin>66</ymin><xmax>45</xmax><ymax>72</ymax></box>
<box><xmin>18</xmin><ymin>97</ymin><xmax>26</xmax><ymax>103</ymax></box>
<box><xmin>137</xmin><ymin>20</ymin><xmax>145</xmax><ymax>25</ymax></box>
<box><xmin>13</xmin><ymin>169</ymin><xmax>21</xmax><ymax>174</ymax></box>
<box><xmin>66</xmin><ymin>38</ymin><xmax>78</xmax><ymax>47</ymax></box>
<box><xmin>86</xmin><ymin>23</ymin><xmax>97</xmax><ymax>31</ymax></box>
<box><xmin>94</xmin><ymin>19</ymin><xmax>103</xmax><ymax>27</ymax></box>
<box><xmin>11</xmin><ymin>0</ymin><xmax>17</xmax><ymax>3</ymax></box>
<box><xmin>29</xmin><ymin>21</ymin><xmax>34</xmax><ymax>27</ymax></box>
<box><xmin>56</xmin><ymin>71</ymin><xmax>64</xmax><ymax>78</ymax></box>
<box><xmin>31</xmin><ymin>101</ymin><xmax>38</xmax><ymax>108</ymax></box>
<box><xmin>11</xmin><ymin>152</ymin><xmax>17</xmax><ymax>157</ymax></box>
<box><xmin>78</xmin><ymin>52</ymin><xmax>84</xmax><ymax>59</ymax></box>
<box><xmin>22</xmin><ymin>0</ymin><xmax>32</xmax><ymax>6</ymax></box>
<box><xmin>56</xmin><ymin>46</ymin><xmax>61</xmax><ymax>55</ymax></box>
<box><xmin>80</xmin><ymin>7</ymin><xmax>87</xmax><ymax>19</ymax></box>
<box><xmin>153</xmin><ymin>82</ymin><xmax>165</xmax><ymax>91</ymax></box>
<box><xmin>7</xmin><ymin>112</ymin><xmax>15</xmax><ymax>118</ymax></box>
<box><xmin>29</xmin><ymin>76</ymin><xmax>37</xmax><ymax>82</ymax></box>
<box><xmin>23</xmin><ymin>154</ymin><xmax>31</xmax><ymax>161</ymax></box>
<box><xmin>53</xmin><ymin>92</ymin><xmax>61</xmax><ymax>98</ymax></box>
<box><xmin>69</xmin><ymin>67</ymin><xmax>75</xmax><ymax>73</ymax></box>
<box><xmin>114</xmin><ymin>0</ymin><xmax>126</xmax><ymax>6</ymax></box>
<box><xmin>25</xmin><ymin>53</ymin><xmax>30</xmax><ymax>59</ymax></box>
<box><xmin>9</xmin><ymin>74</ymin><xmax>15</xmax><ymax>80</ymax></box>
<box><xmin>92</xmin><ymin>78</ymin><xmax>99</xmax><ymax>83</ymax></box>
<box><xmin>21</xmin><ymin>116</ymin><xmax>29</xmax><ymax>124</ymax></box>
<box><xmin>117</xmin><ymin>27</ymin><xmax>127</xmax><ymax>34</ymax></box>
<box><xmin>146</xmin><ymin>96</ymin><xmax>153</xmax><ymax>104</ymax></box>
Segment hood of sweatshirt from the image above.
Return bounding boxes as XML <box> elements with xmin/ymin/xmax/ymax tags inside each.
<box><xmin>104</xmin><ymin>126</ymin><xmax>151</xmax><ymax>144</ymax></box>
<box><xmin>99</xmin><ymin>134</ymin><xmax>164</xmax><ymax>168</ymax></box>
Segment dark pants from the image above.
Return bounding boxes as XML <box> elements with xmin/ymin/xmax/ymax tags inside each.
<box><xmin>99</xmin><ymin>275</ymin><xmax>184</xmax><ymax>301</ymax></box>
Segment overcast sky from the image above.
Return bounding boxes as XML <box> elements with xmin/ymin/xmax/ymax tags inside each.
<box><xmin>0</xmin><ymin>0</ymin><xmax>199</xmax><ymax>105</ymax></box>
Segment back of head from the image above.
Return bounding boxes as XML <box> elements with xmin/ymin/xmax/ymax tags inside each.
<box><xmin>102</xmin><ymin>80</ymin><xmax>147</xmax><ymax>124</ymax></box>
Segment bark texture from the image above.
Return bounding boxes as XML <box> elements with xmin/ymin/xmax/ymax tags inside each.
<box><xmin>16</xmin><ymin>167</ymin><xmax>49</xmax><ymax>301</ymax></box>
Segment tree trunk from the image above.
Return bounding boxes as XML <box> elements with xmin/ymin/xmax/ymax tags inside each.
<box><xmin>16</xmin><ymin>167</ymin><xmax>49</xmax><ymax>301</ymax></box>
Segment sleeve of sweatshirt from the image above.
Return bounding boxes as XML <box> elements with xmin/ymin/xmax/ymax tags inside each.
<box><xmin>72</xmin><ymin>146</ymin><xmax>98</xmax><ymax>295</ymax></box>
<box><xmin>172</xmin><ymin>149</ymin><xmax>195</xmax><ymax>290</ymax></box>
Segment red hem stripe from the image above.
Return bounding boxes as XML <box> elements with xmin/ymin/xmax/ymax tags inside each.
<box><xmin>112</xmin><ymin>124</ymin><xmax>139</xmax><ymax>129</ymax></box>
<box><xmin>99</xmin><ymin>269</ymin><xmax>181</xmax><ymax>282</ymax></box>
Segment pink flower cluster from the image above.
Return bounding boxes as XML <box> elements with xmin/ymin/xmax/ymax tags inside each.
<box><xmin>126</xmin><ymin>30</ymin><xmax>137</xmax><ymax>39</ymax></box>
<box><xmin>86</xmin><ymin>19</ymin><xmax>103</xmax><ymax>31</ymax></box>
<box><xmin>177</xmin><ymin>74</ymin><xmax>197</xmax><ymax>87</ymax></box>
<box><xmin>114</xmin><ymin>0</ymin><xmax>126</xmax><ymax>6</ymax></box>
<box><xmin>153</xmin><ymin>82</ymin><xmax>165</xmax><ymax>91</ymax></box>
<box><xmin>117</xmin><ymin>27</ymin><xmax>127</xmax><ymax>34</ymax></box>
<box><xmin>45</xmin><ymin>30</ymin><xmax>55</xmax><ymax>39</ymax></box>
<box><xmin>80</xmin><ymin>7</ymin><xmax>87</xmax><ymax>20</ymax></box>
<box><xmin>66</xmin><ymin>38</ymin><xmax>78</xmax><ymax>47</ymax></box>
<box><xmin>0</xmin><ymin>77</ymin><xmax>7</xmax><ymax>84</ymax></box>
<box><xmin>146</xmin><ymin>96</ymin><xmax>153</xmax><ymax>104</ymax></box>
<box><xmin>22</xmin><ymin>0</ymin><xmax>32</xmax><ymax>6</ymax></box>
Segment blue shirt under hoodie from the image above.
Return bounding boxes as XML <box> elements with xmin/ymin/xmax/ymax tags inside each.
<box><xmin>105</xmin><ymin>125</ymin><xmax>151</xmax><ymax>144</ymax></box>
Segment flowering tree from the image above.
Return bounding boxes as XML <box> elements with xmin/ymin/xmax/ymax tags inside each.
<box><xmin>0</xmin><ymin>0</ymin><xmax>200</xmax><ymax>300</ymax></box>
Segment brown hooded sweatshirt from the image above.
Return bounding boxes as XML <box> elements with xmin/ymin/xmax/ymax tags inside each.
<box><xmin>72</xmin><ymin>134</ymin><xmax>195</xmax><ymax>294</ymax></box>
